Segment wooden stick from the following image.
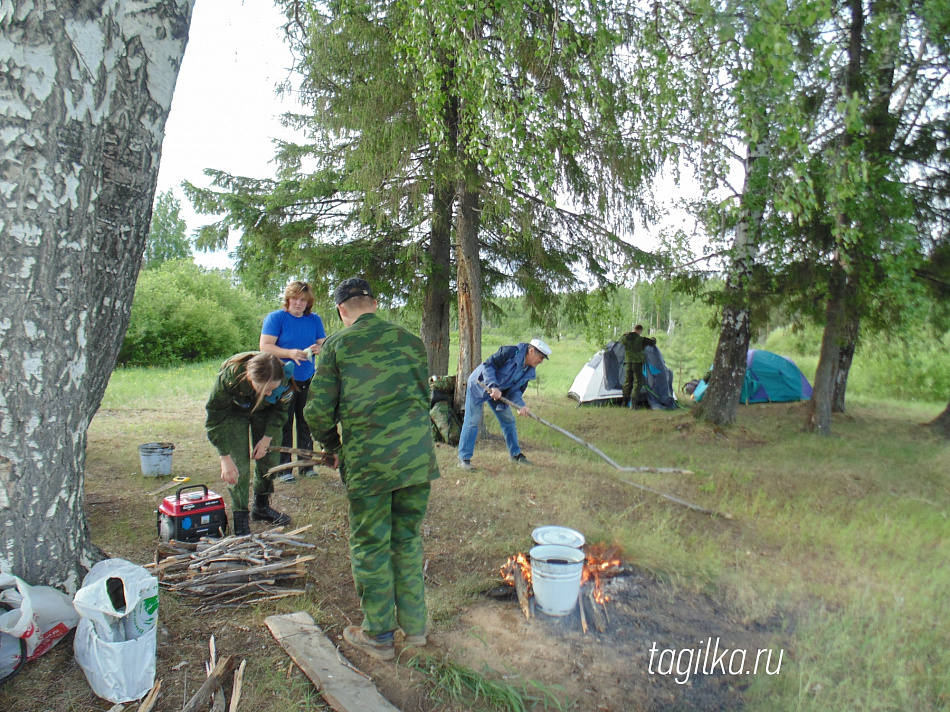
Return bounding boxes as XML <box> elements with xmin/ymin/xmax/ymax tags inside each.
<box><xmin>136</xmin><ymin>680</ymin><xmax>161</xmax><ymax>712</ymax></box>
<box><xmin>482</xmin><ymin>384</ymin><xmax>730</xmax><ymax>518</ymax></box>
<box><xmin>578</xmin><ymin>595</ymin><xmax>588</xmax><ymax>634</ymax></box>
<box><xmin>617</xmin><ymin>478</ymin><xmax>732</xmax><ymax>519</ymax></box>
<box><xmin>229</xmin><ymin>660</ymin><xmax>246</xmax><ymax>712</ymax></box>
<box><xmin>266</xmin><ymin>445</ymin><xmax>329</xmax><ymax>459</ymax></box>
<box><xmin>479</xmin><ymin>384</ymin><xmax>694</xmax><ymax>475</ymax></box>
<box><xmin>585</xmin><ymin>590</ymin><xmax>607</xmax><ymax>633</ymax></box>
<box><xmin>264</xmin><ymin>460</ymin><xmax>322</xmax><ymax>477</ymax></box>
<box><xmin>181</xmin><ymin>656</ymin><xmax>235</xmax><ymax>712</ymax></box>
<box><xmin>513</xmin><ymin>567</ymin><xmax>531</xmax><ymax>621</ymax></box>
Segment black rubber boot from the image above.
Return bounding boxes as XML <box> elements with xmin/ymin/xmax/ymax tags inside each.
<box><xmin>251</xmin><ymin>494</ymin><xmax>291</xmax><ymax>525</ymax></box>
<box><xmin>232</xmin><ymin>510</ymin><xmax>250</xmax><ymax>536</ymax></box>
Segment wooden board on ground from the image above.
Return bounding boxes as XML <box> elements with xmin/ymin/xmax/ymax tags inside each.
<box><xmin>265</xmin><ymin>612</ymin><xmax>400</xmax><ymax>712</ymax></box>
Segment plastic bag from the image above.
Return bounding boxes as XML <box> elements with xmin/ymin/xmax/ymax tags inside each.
<box><xmin>0</xmin><ymin>603</ymin><xmax>27</xmax><ymax>685</ymax></box>
<box><xmin>73</xmin><ymin>559</ymin><xmax>158</xmax><ymax>703</ymax></box>
<box><xmin>0</xmin><ymin>573</ymin><xmax>79</xmax><ymax>663</ymax></box>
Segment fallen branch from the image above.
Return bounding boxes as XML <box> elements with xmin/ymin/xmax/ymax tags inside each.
<box><xmin>481</xmin><ymin>386</ymin><xmax>732</xmax><ymax>517</ymax></box>
<box><xmin>618</xmin><ymin>478</ymin><xmax>732</xmax><ymax>519</ymax></box>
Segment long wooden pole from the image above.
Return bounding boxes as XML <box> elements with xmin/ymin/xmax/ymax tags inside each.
<box><xmin>479</xmin><ymin>383</ymin><xmax>694</xmax><ymax>475</ymax></box>
<box><xmin>481</xmin><ymin>385</ymin><xmax>733</xmax><ymax>519</ymax></box>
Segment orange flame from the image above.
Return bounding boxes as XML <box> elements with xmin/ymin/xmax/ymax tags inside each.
<box><xmin>501</xmin><ymin>552</ymin><xmax>532</xmax><ymax>586</ymax></box>
<box><xmin>581</xmin><ymin>544</ymin><xmax>622</xmax><ymax>604</ymax></box>
<box><xmin>502</xmin><ymin>545</ymin><xmax>622</xmax><ymax>606</ymax></box>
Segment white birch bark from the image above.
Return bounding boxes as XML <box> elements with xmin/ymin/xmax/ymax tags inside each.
<box><xmin>0</xmin><ymin>0</ymin><xmax>196</xmax><ymax>590</ymax></box>
<box><xmin>695</xmin><ymin>140</ymin><xmax>766</xmax><ymax>426</ymax></box>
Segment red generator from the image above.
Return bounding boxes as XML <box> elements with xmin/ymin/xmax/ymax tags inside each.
<box><xmin>156</xmin><ymin>484</ymin><xmax>228</xmax><ymax>542</ymax></box>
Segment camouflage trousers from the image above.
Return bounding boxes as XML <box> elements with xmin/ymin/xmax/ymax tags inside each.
<box><xmin>214</xmin><ymin>414</ymin><xmax>279</xmax><ymax>510</ymax></box>
<box><xmin>348</xmin><ymin>482</ymin><xmax>431</xmax><ymax>637</ymax></box>
<box><xmin>622</xmin><ymin>361</ymin><xmax>646</xmax><ymax>405</ymax></box>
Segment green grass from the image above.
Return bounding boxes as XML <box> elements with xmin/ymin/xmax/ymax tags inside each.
<box><xmin>405</xmin><ymin>654</ymin><xmax>572</xmax><ymax>711</ymax></box>
<box><xmin>101</xmin><ymin>360</ymin><xmax>220</xmax><ymax>409</ymax></box>
<box><xmin>73</xmin><ymin>337</ymin><xmax>950</xmax><ymax>711</ymax></box>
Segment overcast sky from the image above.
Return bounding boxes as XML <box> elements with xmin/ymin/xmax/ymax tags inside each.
<box><xmin>156</xmin><ymin>0</ymin><xmax>303</xmax><ymax>269</ymax></box>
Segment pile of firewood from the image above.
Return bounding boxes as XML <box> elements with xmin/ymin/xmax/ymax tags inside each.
<box><xmin>149</xmin><ymin>526</ymin><xmax>317</xmax><ymax>613</ymax></box>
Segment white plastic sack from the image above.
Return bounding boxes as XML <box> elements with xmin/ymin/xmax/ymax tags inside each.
<box><xmin>0</xmin><ymin>624</ymin><xmax>26</xmax><ymax>683</ymax></box>
<box><xmin>73</xmin><ymin>559</ymin><xmax>159</xmax><ymax>704</ymax></box>
<box><xmin>0</xmin><ymin>573</ymin><xmax>79</xmax><ymax>662</ymax></box>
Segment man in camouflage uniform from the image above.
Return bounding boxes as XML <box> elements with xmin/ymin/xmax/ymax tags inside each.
<box><xmin>205</xmin><ymin>352</ymin><xmax>295</xmax><ymax>534</ymax></box>
<box><xmin>305</xmin><ymin>278</ymin><xmax>440</xmax><ymax>661</ymax></box>
<box><xmin>620</xmin><ymin>324</ymin><xmax>656</xmax><ymax>408</ymax></box>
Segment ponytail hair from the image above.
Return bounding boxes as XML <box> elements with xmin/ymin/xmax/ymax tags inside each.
<box><xmin>225</xmin><ymin>352</ymin><xmax>286</xmax><ymax>411</ymax></box>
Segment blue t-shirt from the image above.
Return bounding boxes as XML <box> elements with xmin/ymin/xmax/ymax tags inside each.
<box><xmin>261</xmin><ymin>309</ymin><xmax>326</xmax><ymax>381</ymax></box>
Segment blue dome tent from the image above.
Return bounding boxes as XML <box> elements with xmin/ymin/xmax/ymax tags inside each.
<box><xmin>693</xmin><ymin>349</ymin><xmax>813</xmax><ymax>404</ymax></box>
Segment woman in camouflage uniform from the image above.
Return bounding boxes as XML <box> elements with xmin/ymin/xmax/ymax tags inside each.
<box><xmin>205</xmin><ymin>352</ymin><xmax>294</xmax><ymax>535</ymax></box>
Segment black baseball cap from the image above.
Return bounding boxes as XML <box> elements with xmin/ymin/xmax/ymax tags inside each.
<box><xmin>334</xmin><ymin>277</ymin><xmax>375</xmax><ymax>305</ymax></box>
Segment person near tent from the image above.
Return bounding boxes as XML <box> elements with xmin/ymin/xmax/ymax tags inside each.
<box><xmin>259</xmin><ymin>280</ymin><xmax>327</xmax><ymax>482</ymax></box>
<box><xmin>620</xmin><ymin>324</ymin><xmax>656</xmax><ymax>408</ymax></box>
<box><xmin>304</xmin><ymin>278</ymin><xmax>440</xmax><ymax>661</ymax></box>
<box><xmin>457</xmin><ymin>339</ymin><xmax>552</xmax><ymax>470</ymax></box>
<box><xmin>205</xmin><ymin>352</ymin><xmax>295</xmax><ymax>536</ymax></box>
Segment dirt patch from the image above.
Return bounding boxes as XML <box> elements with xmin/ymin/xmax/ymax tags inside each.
<box><xmin>424</xmin><ymin>569</ymin><xmax>787</xmax><ymax>712</ymax></box>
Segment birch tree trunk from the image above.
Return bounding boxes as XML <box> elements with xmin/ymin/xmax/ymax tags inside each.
<box><xmin>694</xmin><ymin>140</ymin><xmax>767</xmax><ymax>426</ymax></box>
<box><xmin>0</xmin><ymin>0</ymin><xmax>195</xmax><ymax>590</ymax></box>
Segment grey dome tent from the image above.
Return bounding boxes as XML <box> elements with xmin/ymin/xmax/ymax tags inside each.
<box><xmin>568</xmin><ymin>341</ymin><xmax>677</xmax><ymax>409</ymax></box>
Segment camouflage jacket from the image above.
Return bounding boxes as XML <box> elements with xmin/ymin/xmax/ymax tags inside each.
<box><xmin>620</xmin><ymin>332</ymin><xmax>656</xmax><ymax>364</ymax></box>
<box><xmin>305</xmin><ymin>313</ymin><xmax>440</xmax><ymax>498</ymax></box>
<box><xmin>205</xmin><ymin>352</ymin><xmax>293</xmax><ymax>456</ymax></box>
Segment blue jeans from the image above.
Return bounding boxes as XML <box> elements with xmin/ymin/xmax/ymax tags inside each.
<box><xmin>457</xmin><ymin>385</ymin><xmax>522</xmax><ymax>462</ymax></box>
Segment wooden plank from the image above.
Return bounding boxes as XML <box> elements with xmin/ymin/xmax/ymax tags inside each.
<box><xmin>265</xmin><ymin>612</ymin><xmax>400</xmax><ymax>712</ymax></box>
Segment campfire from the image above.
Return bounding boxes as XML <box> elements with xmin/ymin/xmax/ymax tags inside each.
<box><xmin>500</xmin><ymin>543</ymin><xmax>622</xmax><ymax>631</ymax></box>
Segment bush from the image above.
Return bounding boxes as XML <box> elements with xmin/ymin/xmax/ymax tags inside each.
<box><xmin>119</xmin><ymin>261</ymin><xmax>267</xmax><ymax>366</ymax></box>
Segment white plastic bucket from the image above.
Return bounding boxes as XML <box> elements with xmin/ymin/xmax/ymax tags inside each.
<box><xmin>529</xmin><ymin>544</ymin><xmax>585</xmax><ymax>617</ymax></box>
<box><xmin>138</xmin><ymin>443</ymin><xmax>174</xmax><ymax>477</ymax></box>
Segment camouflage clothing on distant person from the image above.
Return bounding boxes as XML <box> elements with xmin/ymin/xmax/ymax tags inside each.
<box><xmin>620</xmin><ymin>325</ymin><xmax>656</xmax><ymax>407</ymax></box>
<box><xmin>305</xmin><ymin>278</ymin><xmax>439</xmax><ymax>659</ymax></box>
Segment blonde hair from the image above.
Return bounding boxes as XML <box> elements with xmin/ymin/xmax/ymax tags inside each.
<box><xmin>283</xmin><ymin>281</ymin><xmax>314</xmax><ymax>315</ymax></box>
<box><xmin>225</xmin><ymin>352</ymin><xmax>287</xmax><ymax>411</ymax></box>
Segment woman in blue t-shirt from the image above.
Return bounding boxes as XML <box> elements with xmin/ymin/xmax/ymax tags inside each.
<box><xmin>259</xmin><ymin>281</ymin><xmax>327</xmax><ymax>480</ymax></box>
